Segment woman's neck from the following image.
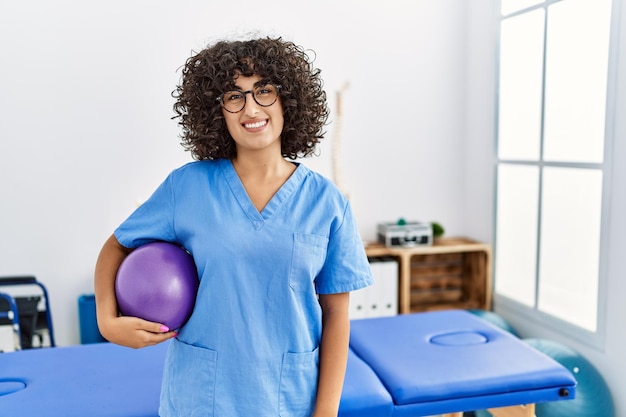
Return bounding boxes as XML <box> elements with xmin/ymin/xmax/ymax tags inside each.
<box><xmin>232</xmin><ymin>151</ymin><xmax>293</xmax><ymax>179</ymax></box>
<box><xmin>231</xmin><ymin>154</ymin><xmax>297</xmax><ymax>212</ymax></box>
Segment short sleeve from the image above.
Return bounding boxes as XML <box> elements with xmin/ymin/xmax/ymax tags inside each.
<box><xmin>114</xmin><ymin>173</ymin><xmax>177</xmax><ymax>249</ymax></box>
<box><xmin>315</xmin><ymin>201</ymin><xmax>374</xmax><ymax>294</ymax></box>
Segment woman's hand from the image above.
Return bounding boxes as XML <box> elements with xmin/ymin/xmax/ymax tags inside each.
<box><xmin>97</xmin><ymin>315</ymin><xmax>176</xmax><ymax>349</ymax></box>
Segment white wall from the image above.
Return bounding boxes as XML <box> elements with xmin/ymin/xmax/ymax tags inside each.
<box><xmin>0</xmin><ymin>0</ymin><xmax>470</xmax><ymax>346</ymax></box>
<box><xmin>1</xmin><ymin>0</ymin><xmax>624</xmax><ymax>415</ymax></box>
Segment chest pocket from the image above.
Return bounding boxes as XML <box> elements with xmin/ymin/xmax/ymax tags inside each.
<box><xmin>290</xmin><ymin>233</ymin><xmax>329</xmax><ymax>292</ymax></box>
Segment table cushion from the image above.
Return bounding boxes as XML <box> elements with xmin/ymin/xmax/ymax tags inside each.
<box><xmin>349</xmin><ymin>310</ymin><xmax>576</xmax><ymax>410</ymax></box>
<box><xmin>339</xmin><ymin>348</ymin><xmax>394</xmax><ymax>417</ymax></box>
<box><xmin>0</xmin><ymin>341</ymin><xmax>168</xmax><ymax>417</ymax></box>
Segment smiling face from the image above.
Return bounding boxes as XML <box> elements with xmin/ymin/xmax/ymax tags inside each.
<box><xmin>221</xmin><ymin>75</ymin><xmax>284</xmax><ymax>157</ymax></box>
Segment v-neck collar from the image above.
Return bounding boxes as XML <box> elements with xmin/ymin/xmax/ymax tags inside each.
<box><xmin>218</xmin><ymin>159</ymin><xmax>307</xmax><ymax>230</ymax></box>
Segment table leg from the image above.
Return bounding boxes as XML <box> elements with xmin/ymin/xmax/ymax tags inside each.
<box><xmin>488</xmin><ymin>403</ymin><xmax>536</xmax><ymax>417</ymax></box>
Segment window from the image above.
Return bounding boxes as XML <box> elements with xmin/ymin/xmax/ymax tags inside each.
<box><xmin>495</xmin><ymin>0</ymin><xmax>615</xmax><ymax>343</ymax></box>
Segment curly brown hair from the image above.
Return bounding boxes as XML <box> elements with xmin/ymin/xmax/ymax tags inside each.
<box><xmin>172</xmin><ymin>37</ymin><xmax>329</xmax><ymax>160</ymax></box>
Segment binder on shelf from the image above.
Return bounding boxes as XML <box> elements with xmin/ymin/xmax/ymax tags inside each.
<box><xmin>350</xmin><ymin>257</ymin><xmax>398</xmax><ymax>319</ymax></box>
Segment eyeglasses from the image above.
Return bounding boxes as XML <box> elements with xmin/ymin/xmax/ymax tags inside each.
<box><xmin>216</xmin><ymin>84</ymin><xmax>281</xmax><ymax>113</ymax></box>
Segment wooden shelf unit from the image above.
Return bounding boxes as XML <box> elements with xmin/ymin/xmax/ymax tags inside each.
<box><xmin>365</xmin><ymin>237</ymin><xmax>492</xmax><ymax>314</ymax></box>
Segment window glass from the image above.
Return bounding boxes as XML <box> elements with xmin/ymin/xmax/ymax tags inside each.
<box><xmin>501</xmin><ymin>0</ymin><xmax>543</xmax><ymax>16</ymax></box>
<box><xmin>498</xmin><ymin>9</ymin><xmax>545</xmax><ymax>161</ymax></box>
<box><xmin>538</xmin><ymin>167</ymin><xmax>602</xmax><ymax>331</ymax></box>
<box><xmin>543</xmin><ymin>0</ymin><xmax>612</xmax><ymax>163</ymax></box>
<box><xmin>495</xmin><ymin>164</ymin><xmax>540</xmax><ymax>306</ymax></box>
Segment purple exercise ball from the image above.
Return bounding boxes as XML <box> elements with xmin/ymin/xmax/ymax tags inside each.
<box><xmin>115</xmin><ymin>241</ymin><xmax>199</xmax><ymax>330</ymax></box>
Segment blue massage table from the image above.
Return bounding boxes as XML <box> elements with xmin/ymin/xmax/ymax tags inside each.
<box><xmin>0</xmin><ymin>310</ymin><xmax>575</xmax><ymax>417</ymax></box>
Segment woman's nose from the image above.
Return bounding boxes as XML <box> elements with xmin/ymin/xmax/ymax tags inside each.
<box><xmin>242</xmin><ymin>91</ymin><xmax>260</xmax><ymax>115</ymax></box>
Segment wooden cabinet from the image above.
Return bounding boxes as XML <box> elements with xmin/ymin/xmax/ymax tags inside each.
<box><xmin>365</xmin><ymin>237</ymin><xmax>492</xmax><ymax>314</ymax></box>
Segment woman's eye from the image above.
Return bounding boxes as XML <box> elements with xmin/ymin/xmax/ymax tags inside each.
<box><xmin>257</xmin><ymin>86</ymin><xmax>273</xmax><ymax>96</ymax></box>
<box><xmin>225</xmin><ymin>92</ymin><xmax>243</xmax><ymax>101</ymax></box>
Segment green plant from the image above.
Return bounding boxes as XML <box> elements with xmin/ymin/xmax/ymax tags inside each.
<box><xmin>431</xmin><ymin>222</ymin><xmax>445</xmax><ymax>238</ymax></box>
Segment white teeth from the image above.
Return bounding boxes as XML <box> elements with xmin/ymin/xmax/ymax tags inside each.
<box><xmin>244</xmin><ymin>120</ymin><xmax>267</xmax><ymax>129</ymax></box>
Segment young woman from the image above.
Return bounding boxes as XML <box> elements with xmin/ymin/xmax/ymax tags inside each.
<box><xmin>94</xmin><ymin>37</ymin><xmax>373</xmax><ymax>417</ymax></box>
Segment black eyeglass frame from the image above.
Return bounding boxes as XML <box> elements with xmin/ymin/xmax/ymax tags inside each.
<box><xmin>216</xmin><ymin>84</ymin><xmax>282</xmax><ymax>113</ymax></box>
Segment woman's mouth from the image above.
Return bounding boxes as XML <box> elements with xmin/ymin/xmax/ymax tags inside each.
<box><xmin>243</xmin><ymin>120</ymin><xmax>268</xmax><ymax>129</ymax></box>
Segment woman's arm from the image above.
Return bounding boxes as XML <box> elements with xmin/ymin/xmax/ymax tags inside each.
<box><xmin>94</xmin><ymin>234</ymin><xmax>175</xmax><ymax>348</ymax></box>
<box><xmin>314</xmin><ymin>292</ymin><xmax>351</xmax><ymax>417</ymax></box>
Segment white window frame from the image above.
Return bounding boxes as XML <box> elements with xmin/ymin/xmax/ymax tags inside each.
<box><xmin>493</xmin><ymin>0</ymin><xmax>620</xmax><ymax>349</ymax></box>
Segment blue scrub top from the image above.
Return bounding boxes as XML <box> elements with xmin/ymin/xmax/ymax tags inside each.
<box><xmin>114</xmin><ymin>159</ymin><xmax>373</xmax><ymax>417</ymax></box>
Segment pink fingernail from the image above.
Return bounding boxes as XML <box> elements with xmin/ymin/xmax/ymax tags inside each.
<box><xmin>171</xmin><ymin>332</ymin><xmax>178</xmax><ymax>338</ymax></box>
<box><xmin>160</xmin><ymin>325</ymin><xmax>169</xmax><ymax>332</ymax></box>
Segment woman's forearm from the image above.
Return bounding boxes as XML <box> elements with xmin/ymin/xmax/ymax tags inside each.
<box><xmin>314</xmin><ymin>292</ymin><xmax>351</xmax><ymax>417</ymax></box>
<box><xmin>94</xmin><ymin>234</ymin><xmax>129</xmax><ymax>328</ymax></box>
